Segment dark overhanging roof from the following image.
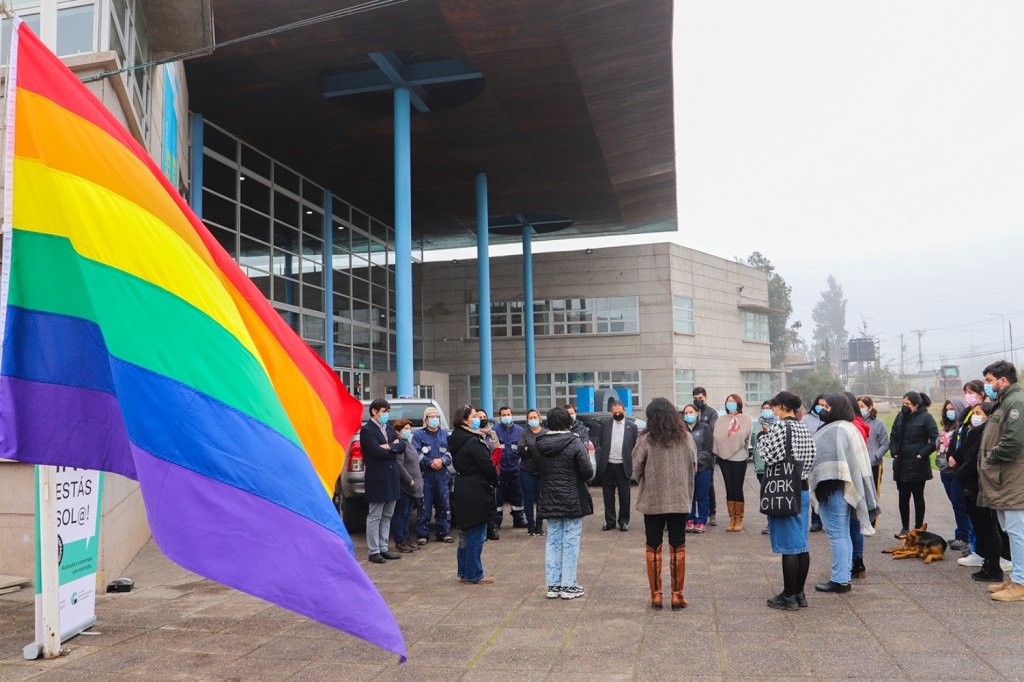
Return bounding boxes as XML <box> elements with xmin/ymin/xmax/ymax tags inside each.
<box><xmin>185</xmin><ymin>0</ymin><xmax>676</xmax><ymax>250</ymax></box>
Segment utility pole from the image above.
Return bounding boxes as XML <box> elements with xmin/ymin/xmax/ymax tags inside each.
<box><xmin>1011</xmin><ymin>320</ymin><xmax>1016</xmax><ymax>368</ymax></box>
<box><xmin>900</xmin><ymin>333</ymin><xmax>905</xmax><ymax>375</ymax></box>
<box><xmin>911</xmin><ymin>329</ymin><xmax>926</xmax><ymax>373</ymax></box>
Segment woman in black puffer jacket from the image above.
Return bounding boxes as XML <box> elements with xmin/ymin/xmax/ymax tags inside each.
<box><xmin>889</xmin><ymin>391</ymin><xmax>938</xmax><ymax>537</ymax></box>
<box><xmin>535</xmin><ymin>406</ymin><xmax>594</xmax><ymax>600</ymax></box>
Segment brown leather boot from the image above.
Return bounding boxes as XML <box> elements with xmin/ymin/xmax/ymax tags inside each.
<box><xmin>725</xmin><ymin>501</ymin><xmax>737</xmax><ymax>531</ymax></box>
<box><xmin>646</xmin><ymin>544</ymin><xmax>663</xmax><ymax>609</ymax></box>
<box><xmin>733</xmin><ymin>501</ymin><xmax>745</xmax><ymax>531</ymax></box>
<box><xmin>670</xmin><ymin>545</ymin><xmax>688</xmax><ymax>609</ymax></box>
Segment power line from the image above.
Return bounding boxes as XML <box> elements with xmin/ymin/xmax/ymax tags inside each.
<box><xmin>80</xmin><ymin>0</ymin><xmax>410</xmax><ymax>83</ymax></box>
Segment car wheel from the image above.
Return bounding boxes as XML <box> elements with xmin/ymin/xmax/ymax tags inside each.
<box><xmin>341</xmin><ymin>495</ymin><xmax>368</xmax><ymax>534</ymax></box>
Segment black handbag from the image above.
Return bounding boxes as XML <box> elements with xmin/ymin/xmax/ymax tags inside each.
<box><xmin>759</xmin><ymin>422</ymin><xmax>803</xmax><ymax>517</ymax></box>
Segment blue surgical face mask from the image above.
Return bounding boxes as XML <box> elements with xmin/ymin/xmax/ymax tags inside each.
<box><xmin>470</xmin><ymin>417</ymin><xmax>481</xmax><ymax>430</ymax></box>
<box><xmin>761</xmin><ymin>409</ymin><xmax>773</xmax><ymax>420</ymax></box>
<box><xmin>527</xmin><ymin>419</ymin><xmax>540</xmax><ymax>429</ymax></box>
<box><xmin>946</xmin><ymin>410</ymin><xmax>956</xmax><ymax>421</ymax></box>
<box><xmin>401</xmin><ymin>429</ymin><xmax>412</xmax><ymax>440</ymax></box>
<box><xmin>427</xmin><ymin>417</ymin><xmax>440</xmax><ymax>428</ymax></box>
<box><xmin>378</xmin><ymin>412</ymin><xmax>389</xmax><ymax>424</ymax></box>
<box><xmin>501</xmin><ymin>415</ymin><xmax>513</xmax><ymax>426</ymax></box>
<box><xmin>814</xmin><ymin>405</ymin><xmax>823</xmax><ymax>414</ymax></box>
<box><xmin>683</xmin><ymin>413</ymin><xmax>697</xmax><ymax>424</ymax></box>
<box><xmin>726</xmin><ymin>401</ymin><xmax>738</xmax><ymax>413</ymax></box>
<box><xmin>985</xmin><ymin>383</ymin><xmax>999</xmax><ymax>399</ymax></box>
<box><xmin>860</xmin><ymin>408</ymin><xmax>869</xmax><ymax>418</ymax></box>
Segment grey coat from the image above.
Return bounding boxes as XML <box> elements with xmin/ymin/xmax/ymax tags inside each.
<box><xmin>399</xmin><ymin>435</ymin><xmax>424</xmax><ymax>498</ymax></box>
<box><xmin>632</xmin><ymin>431</ymin><xmax>697</xmax><ymax>515</ymax></box>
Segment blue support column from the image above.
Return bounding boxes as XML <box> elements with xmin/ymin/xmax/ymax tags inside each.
<box><xmin>476</xmin><ymin>172</ymin><xmax>492</xmax><ymax>416</ymax></box>
<box><xmin>395</xmin><ymin>87</ymin><xmax>414</xmax><ymax>397</ymax></box>
<box><xmin>189</xmin><ymin>114</ymin><xmax>203</xmax><ymax>217</ymax></box>
<box><xmin>323</xmin><ymin>191</ymin><xmax>335</xmax><ymax>368</ymax></box>
<box><xmin>522</xmin><ymin>221</ymin><xmax>536</xmax><ymax>410</ymax></box>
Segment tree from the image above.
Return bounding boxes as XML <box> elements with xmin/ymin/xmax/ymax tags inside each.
<box><xmin>812</xmin><ymin>275</ymin><xmax>848</xmax><ymax>366</ymax></box>
<box><xmin>790</xmin><ymin>371</ymin><xmax>845</xmax><ymax>413</ymax></box>
<box><xmin>746</xmin><ymin>252</ymin><xmax>807</xmax><ymax>368</ymax></box>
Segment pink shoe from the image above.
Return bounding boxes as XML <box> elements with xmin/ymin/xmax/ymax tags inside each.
<box><xmin>693</xmin><ymin>522</ymin><xmax>707</xmax><ymax>533</ymax></box>
<box><xmin>685</xmin><ymin>519</ymin><xmax>695</xmax><ymax>532</ymax></box>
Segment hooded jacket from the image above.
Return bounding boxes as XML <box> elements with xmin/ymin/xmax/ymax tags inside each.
<box><xmin>534</xmin><ymin>431</ymin><xmax>594</xmax><ymax>518</ymax></box>
<box><xmin>979</xmin><ymin>383</ymin><xmax>1024</xmax><ymax>510</ymax></box>
<box><xmin>889</xmin><ymin>406</ymin><xmax>938</xmax><ymax>483</ymax></box>
<box><xmin>936</xmin><ymin>396</ymin><xmax>968</xmax><ymax>472</ymax></box>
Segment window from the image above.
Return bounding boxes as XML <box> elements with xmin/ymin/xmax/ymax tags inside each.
<box><xmin>470</xmin><ymin>371</ymin><xmax>642</xmax><ymax>412</ymax></box>
<box><xmin>742</xmin><ymin>310</ymin><xmax>770</xmax><ymax>343</ymax></box>
<box><xmin>469</xmin><ymin>297</ymin><xmax>639</xmax><ymax>338</ymax></box>
<box><xmin>743</xmin><ymin>372</ymin><xmax>773</xmax><ymax>405</ymax></box>
<box><xmin>198</xmin><ymin>122</ymin><xmax>423</xmax><ymax>380</ymax></box>
<box><xmin>675</xmin><ymin>370</ymin><xmax>695</xmax><ymax>407</ymax></box>
<box><xmin>673</xmin><ymin>295</ymin><xmax>694</xmax><ymax>334</ymax></box>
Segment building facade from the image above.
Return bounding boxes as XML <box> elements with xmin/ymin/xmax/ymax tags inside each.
<box><xmin>421</xmin><ymin>243</ymin><xmax>776</xmax><ymax>415</ymax></box>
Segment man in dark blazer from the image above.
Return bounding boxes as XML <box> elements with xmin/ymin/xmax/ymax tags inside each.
<box><xmin>598</xmin><ymin>399</ymin><xmax>639</xmax><ymax>531</ymax></box>
<box><xmin>359</xmin><ymin>398</ymin><xmax>409</xmax><ymax>564</ymax></box>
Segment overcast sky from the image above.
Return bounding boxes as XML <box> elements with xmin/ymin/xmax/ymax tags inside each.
<box><xmin>431</xmin><ymin>1</ymin><xmax>1024</xmax><ymax>380</ymax></box>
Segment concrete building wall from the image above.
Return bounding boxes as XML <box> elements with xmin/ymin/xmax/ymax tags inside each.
<box><xmin>422</xmin><ymin>242</ymin><xmax>773</xmax><ymax>414</ymax></box>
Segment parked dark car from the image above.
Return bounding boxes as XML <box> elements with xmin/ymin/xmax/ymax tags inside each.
<box><xmin>333</xmin><ymin>398</ymin><xmax>447</xmax><ymax>533</ymax></box>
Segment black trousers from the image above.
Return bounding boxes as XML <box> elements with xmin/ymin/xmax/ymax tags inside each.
<box><xmin>717</xmin><ymin>457</ymin><xmax>747</xmax><ymax>503</ymax></box>
<box><xmin>896</xmin><ymin>480</ymin><xmax>926</xmax><ymax>530</ymax></box>
<box><xmin>644</xmin><ymin>513</ymin><xmax>687</xmax><ymax>549</ymax></box>
<box><xmin>602</xmin><ymin>463</ymin><xmax>631</xmax><ymax>525</ymax></box>
<box><xmin>965</xmin><ymin>491</ymin><xmax>1011</xmax><ymax>563</ymax></box>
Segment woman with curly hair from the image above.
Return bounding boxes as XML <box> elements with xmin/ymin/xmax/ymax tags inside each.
<box><xmin>633</xmin><ymin>398</ymin><xmax>697</xmax><ymax>610</ymax></box>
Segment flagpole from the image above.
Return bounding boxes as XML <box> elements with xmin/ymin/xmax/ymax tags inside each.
<box><xmin>38</xmin><ymin>465</ymin><xmax>61</xmax><ymax>658</ymax></box>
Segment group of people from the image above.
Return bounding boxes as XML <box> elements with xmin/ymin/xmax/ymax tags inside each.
<box><xmin>357</xmin><ymin>358</ymin><xmax>1024</xmax><ymax>608</ymax></box>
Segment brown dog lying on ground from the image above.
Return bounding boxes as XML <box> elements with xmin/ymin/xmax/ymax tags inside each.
<box><xmin>881</xmin><ymin>524</ymin><xmax>948</xmax><ymax>563</ymax></box>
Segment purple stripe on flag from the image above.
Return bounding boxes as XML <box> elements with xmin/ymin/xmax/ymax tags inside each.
<box><xmin>130</xmin><ymin>443</ymin><xmax>406</xmax><ymax>661</ymax></box>
<box><xmin>0</xmin><ymin>375</ymin><xmax>136</xmax><ymax>479</ymax></box>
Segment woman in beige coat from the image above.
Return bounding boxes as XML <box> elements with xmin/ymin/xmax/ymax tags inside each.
<box><xmin>632</xmin><ymin>397</ymin><xmax>697</xmax><ymax>610</ymax></box>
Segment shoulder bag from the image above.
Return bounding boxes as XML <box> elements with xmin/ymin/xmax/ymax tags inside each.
<box><xmin>759</xmin><ymin>422</ymin><xmax>803</xmax><ymax>517</ymax></box>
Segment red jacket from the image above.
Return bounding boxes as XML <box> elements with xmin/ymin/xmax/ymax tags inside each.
<box><xmin>852</xmin><ymin>416</ymin><xmax>870</xmax><ymax>442</ymax></box>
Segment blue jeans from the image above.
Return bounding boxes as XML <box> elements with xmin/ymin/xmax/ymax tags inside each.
<box><xmin>391</xmin><ymin>493</ymin><xmax>416</xmax><ymax>543</ymax></box>
<box><xmin>545</xmin><ymin>517</ymin><xmax>584</xmax><ymax>588</ymax></box>
<box><xmin>997</xmin><ymin>510</ymin><xmax>1024</xmax><ymax>586</ymax></box>
<box><xmin>457</xmin><ymin>523</ymin><xmax>488</xmax><ymax>582</ymax></box>
<box><xmin>940</xmin><ymin>471</ymin><xmax>975</xmax><ymax>545</ymax></box>
<box><xmin>850</xmin><ymin>515</ymin><xmax>863</xmax><ymax>561</ymax></box>
<box><xmin>690</xmin><ymin>469</ymin><xmax>712</xmax><ymax>524</ymax></box>
<box><xmin>520</xmin><ymin>470</ymin><xmax>541</xmax><ymax>528</ymax></box>
<box><xmin>818</xmin><ymin>490</ymin><xmax>853</xmax><ymax>583</ymax></box>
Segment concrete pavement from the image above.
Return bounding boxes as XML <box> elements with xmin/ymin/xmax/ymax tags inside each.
<box><xmin>2</xmin><ymin>468</ymin><xmax>1024</xmax><ymax>680</ymax></box>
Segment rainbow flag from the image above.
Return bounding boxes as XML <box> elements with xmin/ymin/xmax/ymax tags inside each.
<box><xmin>0</xmin><ymin>17</ymin><xmax>404</xmax><ymax>660</ymax></box>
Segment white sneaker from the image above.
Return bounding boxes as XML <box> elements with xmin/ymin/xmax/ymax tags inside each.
<box><xmin>957</xmin><ymin>552</ymin><xmax>984</xmax><ymax>567</ymax></box>
<box><xmin>560</xmin><ymin>585</ymin><xmax>585</xmax><ymax>600</ymax></box>
<box><xmin>1001</xmin><ymin>559</ymin><xmax>1013</xmax><ymax>572</ymax></box>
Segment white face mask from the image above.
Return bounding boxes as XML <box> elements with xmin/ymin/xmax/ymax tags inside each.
<box><xmin>971</xmin><ymin>414</ymin><xmax>985</xmax><ymax>428</ymax></box>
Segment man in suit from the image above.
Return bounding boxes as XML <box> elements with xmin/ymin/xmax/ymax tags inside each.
<box><xmin>359</xmin><ymin>398</ymin><xmax>410</xmax><ymax>564</ymax></box>
<box><xmin>598</xmin><ymin>399</ymin><xmax>638</xmax><ymax>532</ymax></box>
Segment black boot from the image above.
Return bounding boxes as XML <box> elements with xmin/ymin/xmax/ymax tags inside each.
<box><xmin>851</xmin><ymin>558</ymin><xmax>866</xmax><ymax>579</ymax></box>
<box><xmin>972</xmin><ymin>561</ymin><xmax>1005</xmax><ymax>582</ymax></box>
<box><xmin>487</xmin><ymin>522</ymin><xmax>500</xmax><ymax>541</ymax></box>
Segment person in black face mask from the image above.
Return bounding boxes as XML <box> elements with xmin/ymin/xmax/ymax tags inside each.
<box><xmin>690</xmin><ymin>387</ymin><xmax>719</xmax><ymax>525</ymax></box>
<box><xmin>889</xmin><ymin>391</ymin><xmax>938</xmax><ymax>538</ymax></box>
<box><xmin>598</xmin><ymin>400</ymin><xmax>639</xmax><ymax>531</ymax></box>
